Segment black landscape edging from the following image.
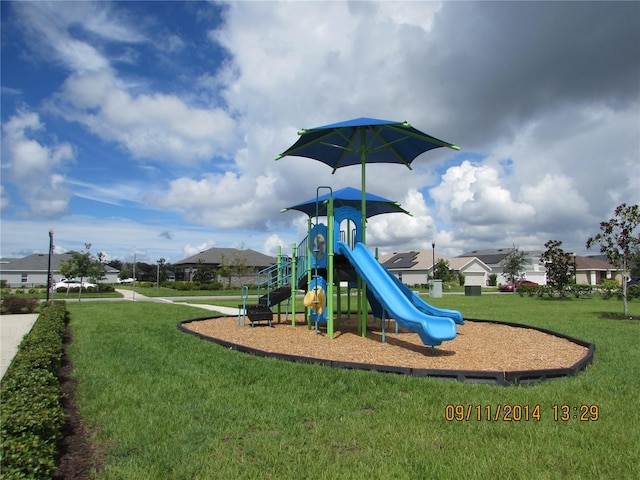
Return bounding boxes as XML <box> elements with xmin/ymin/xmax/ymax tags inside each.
<box><xmin>178</xmin><ymin>317</ymin><xmax>595</xmax><ymax>386</ymax></box>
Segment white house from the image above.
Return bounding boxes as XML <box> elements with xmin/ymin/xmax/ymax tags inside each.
<box><xmin>378</xmin><ymin>250</ymin><xmax>492</xmax><ymax>286</ymax></box>
<box><xmin>0</xmin><ymin>253</ymin><xmax>120</xmax><ymax>288</ymax></box>
<box><xmin>458</xmin><ymin>248</ymin><xmax>547</xmax><ymax>285</ymax></box>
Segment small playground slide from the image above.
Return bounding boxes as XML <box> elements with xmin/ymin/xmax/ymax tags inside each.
<box><xmin>384</xmin><ymin>269</ymin><xmax>464</xmax><ymax>325</ymax></box>
<box><xmin>336</xmin><ymin>242</ymin><xmax>457</xmax><ymax>347</ymax></box>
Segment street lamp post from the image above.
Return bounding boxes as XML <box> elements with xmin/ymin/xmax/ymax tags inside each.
<box><xmin>432</xmin><ymin>242</ymin><xmax>436</xmax><ymax>280</ymax></box>
<box><xmin>46</xmin><ymin>229</ymin><xmax>54</xmax><ymax>305</ymax></box>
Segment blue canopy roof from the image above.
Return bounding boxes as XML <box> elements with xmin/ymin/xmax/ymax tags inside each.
<box><xmin>283</xmin><ymin>187</ymin><xmax>411</xmax><ymax>218</ymax></box>
<box><xmin>277</xmin><ymin>117</ymin><xmax>459</xmax><ymax>171</ymax></box>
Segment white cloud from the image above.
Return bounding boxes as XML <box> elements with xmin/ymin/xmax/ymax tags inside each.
<box><xmin>148</xmin><ymin>171</ymin><xmax>283</xmax><ymax>229</ymax></box>
<box><xmin>431</xmin><ymin>160</ymin><xmax>535</xmax><ymax>225</ymax></box>
<box><xmin>52</xmin><ymin>71</ymin><xmax>236</xmax><ymax>163</ymax></box>
<box><xmin>1</xmin><ymin>110</ymin><xmax>75</xmax><ymax>217</ymax></box>
<box><xmin>14</xmin><ymin>1</ymin><xmax>144</xmax><ymax>74</ymax></box>
<box><xmin>263</xmin><ymin>234</ymin><xmax>287</xmax><ymax>257</ymax></box>
<box><xmin>182</xmin><ymin>241</ymin><xmax>216</xmax><ymax>258</ymax></box>
<box><xmin>367</xmin><ymin>189</ymin><xmax>436</xmax><ymax>249</ymax></box>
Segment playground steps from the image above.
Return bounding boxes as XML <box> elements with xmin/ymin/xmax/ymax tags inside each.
<box><xmin>245</xmin><ymin>304</ymin><xmax>275</xmax><ymax>324</ymax></box>
<box><xmin>259</xmin><ymin>286</ymin><xmax>291</xmax><ymax>307</ymax></box>
<box><xmin>240</xmin><ymin>286</ymin><xmax>292</xmax><ymax>327</ymax></box>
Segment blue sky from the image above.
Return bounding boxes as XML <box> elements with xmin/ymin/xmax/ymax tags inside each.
<box><xmin>2</xmin><ymin>1</ymin><xmax>639</xmax><ymax>264</ymax></box>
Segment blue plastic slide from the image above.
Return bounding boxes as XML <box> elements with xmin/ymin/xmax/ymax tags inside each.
<box><xmin>383</xmin><ymin>269</ymin><xmax>464</xmax><ymax>325</ymax></box>
<box><xmin>336</xmin><ymin>242</ymin><xmax>458</xmax><ymax>347</ymax></box>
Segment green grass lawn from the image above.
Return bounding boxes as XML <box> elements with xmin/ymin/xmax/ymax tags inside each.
<box><xmin>67</xmin><ymin>295</ymin><xmax>639</xmax><ymax>479</ymax></box>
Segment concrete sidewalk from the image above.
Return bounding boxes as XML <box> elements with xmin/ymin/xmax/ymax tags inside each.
<box><xmin>116</xmin><ymin>289</ymin><xmax>240</xmax><ymax>316</ymax></box>
<box><xmin>1</xmin><ymin>313</ymin><xmax>39</xmax><ymax>380</ymax></box>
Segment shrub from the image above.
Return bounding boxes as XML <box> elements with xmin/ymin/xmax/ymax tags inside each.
<box><xmin>0</xmin><ymin>302</ymin><xmax>67</xmax><ymax>479</ymax></box>
<box><xmin>516</xmin><ymin>284</ymin><xmax>538</xmax><ymax>297</ymax></box>
<box><xmin>97</xmin><ymin>283</ymin><xmax>115</xmax><ymax>292</ymax></box>
<box><xmin>566</xmin><ymin>284</ymin><xmax>593</xmax><ymax>298</ymax></box>
<box><xmin>598</xmin><ymin>279</ymin><xmax>621</xmax><ymax>300</ymax></box>
<box><xmin>0</xmin><ymin>294</ymin><xmax>39</xmax><ymax>314</ymax></box>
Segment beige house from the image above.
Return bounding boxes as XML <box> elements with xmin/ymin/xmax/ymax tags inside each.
<box><xmin>574</xmin><ymin>256</ymin><xmax>622</xmax><ymax>285</ymax></box>
<box><xmin>378</xmin><ymin>250</ymin><xmax>492</xmax><ymax>287</ymax></box>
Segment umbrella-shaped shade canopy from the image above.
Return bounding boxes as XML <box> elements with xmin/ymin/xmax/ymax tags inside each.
<box><xmin>276</xmin><ymin>117</ymin><xmax>459</xmax><ymax>172</ymax></box>
<box><xmin>277</xmin><ymin>117</ymin><xmax>458</xmax><ymax>244</ymax></box>
<box><xmin>282</xmin><ymin>187</ymin><xmax>412</xmax><ymax>218</ymax></box>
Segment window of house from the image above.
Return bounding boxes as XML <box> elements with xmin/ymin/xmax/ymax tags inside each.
<box><xmin>21</xmin><ymin>274</ymin><xmax>28</xmax><ymax>283</ymax></box>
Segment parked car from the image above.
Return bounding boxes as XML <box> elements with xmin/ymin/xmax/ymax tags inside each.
<box><xmin>499</xmin><ymin>280</ymin><xmax>539</xmax><ymax>292</ymax></box>
<box><xmin>54</xmin><ymin>279</ymin><xmax>97</xmax><ymax>290</ymax></box>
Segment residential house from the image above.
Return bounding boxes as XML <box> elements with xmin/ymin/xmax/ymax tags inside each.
<box><xmin>173</xmin><ymin>247</ymin><xmax>276</xmax><ymax>285</ymax></box>
<box><xmin>458</xmin><ymin>248</ymin><xmax>547</xmax><ymax>285</ymax></box>
<box><xmin>575</xmin><ymin>256</ymin><xmax>621</xmax><ymax>285</ymax></box>
<box><xmin>0</xmin><ymin>253</ymin><xmax>120</xmax><ymax>287</ymax></box>
<box><xmin>378</xmin><ymin>250</ymin><xmax>492</xmax><ymax>286</ymax></box>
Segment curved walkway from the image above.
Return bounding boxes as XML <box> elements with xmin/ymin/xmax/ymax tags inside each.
<box><xmin>115</xmin><ymin>289</ymin><xmax>239</xmax><ymax>315</ymax></box>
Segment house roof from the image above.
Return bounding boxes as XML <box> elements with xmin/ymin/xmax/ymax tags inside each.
<box><xmin>0</xmin><ymin>253</ymin><xmax>118</xmax><ymax>273</ymax></box>
<box><xmin>575</xmin><ymin>256</ymin><xmax>616</xmax><ymax>271</ymax></box>
<box><xmin>379</xmin><ymin>250</ymin><xmax>491</xmax><ymax>272</ymax></box>
<box><xmin>458</xmin><ymin>248</ymin><xmax>544</xmax><ymax>267</ymax></box>
<box><xmin>175</xmin><ymin>247</ymin><xmax>276</xmax><ymax>267</ymax></box>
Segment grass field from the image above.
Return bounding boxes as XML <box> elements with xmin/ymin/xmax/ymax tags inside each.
<box><xmin>66</xmin><ymin>295</ymin><xmax>639</xmax><ymax>479</ymax></box>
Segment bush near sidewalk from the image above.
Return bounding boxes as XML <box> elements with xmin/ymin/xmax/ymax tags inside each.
<box><xmin>1</xmin><ymin>302</ymin><xmax>67</xmax><ymax>479</ymax></box>
<box><xmin>0</xmin><ymin>294</ymin><xmax>39</xmax><ymax>314</ymax></box>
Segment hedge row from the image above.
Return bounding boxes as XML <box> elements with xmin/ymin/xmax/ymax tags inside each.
<box><xmin>516</xmin><ymin>283</ymin><xmax>640</xmax><ymax>300</ymax></box>
<box><xmin>0</xmin><ymin>302</ymin><xmax>67</xmax><ymax>479</ymax></box>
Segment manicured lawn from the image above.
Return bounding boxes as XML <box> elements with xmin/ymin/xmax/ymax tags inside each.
<box><xmin>67</xmin><ymin>295</ymin><xmax>639</xmax><ymax>479</ymax></box>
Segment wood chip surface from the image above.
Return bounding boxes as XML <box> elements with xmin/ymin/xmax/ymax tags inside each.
<box><xmin>184</xmin><ymin>314</ymin><xmax>588</xmax><ymax>372</ymax></box>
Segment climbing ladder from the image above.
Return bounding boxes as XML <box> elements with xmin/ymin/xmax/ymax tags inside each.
<box><xmin>240</xmin><ymin>256</ymin><xmax>294</xmax><ymax>327</ymax></box>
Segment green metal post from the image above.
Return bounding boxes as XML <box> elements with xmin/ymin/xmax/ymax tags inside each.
<box><xmin>307</xmin><ymin>217</ymin><xmax>312</xmax><ymax>328</ymax></box>
<box><xmin>360</xmin><ymin>130</ymin><xmax>368</xmax><ymax>337</ymax></box>
<box><xmin>291</xmin><ymin>242</ymin><xmax>296</xmax><ymax>327</ymax></box>
<box><xmin>336</xmin><ymin>270</ymin><xmax>342</xmax><ymax>330</ymax></box>
<box><xmin>277</xmin><ymin>245</ymin><xmax>282</xmax><ymax>322</ymax></box>
<box><xmin>327</xmin><ymin>195</ymin><xmax>334</xmax><ymax>339</ymax></box>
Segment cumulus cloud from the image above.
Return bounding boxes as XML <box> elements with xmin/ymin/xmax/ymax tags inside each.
<box><xmin>1</xmin><ymin>110</ymin><xmax>75</xmax><ymax>217</ymax></box>
<box><xmin>51</xmin><ymin>71</ymin><xmax>236</xmax><ymax>164</ymax></box>
<box><xmin>148</xmin><ymin>171</ymin><xmax>284</xmax><ymax>230</ymax></box>
<box><xmin>263</xmin><ymin>234</ymin><xmax>287</xmax><ymax>257</ymax></box>
<box><xmin>367</xmin><ymin>189</ymin><xmax>436</xmax><ymax>249</ymax></box>
<box><xmin>431</xmin><ymin>160</ymin><xmax>535</xmax><ymax>225</ymax></box>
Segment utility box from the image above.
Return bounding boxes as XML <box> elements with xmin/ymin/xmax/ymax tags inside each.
<box><xmin>465</xmin><ymin>285</ymin><xmax>482</xmax><ymax>296</ymax></box>
<box><xmin>429</xmin><ymin>279</ymin><xmax>442</xmax><ymax>298</ymax></box>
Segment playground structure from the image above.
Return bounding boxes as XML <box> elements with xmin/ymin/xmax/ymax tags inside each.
<box><xmin>238</xmin><ymin>118</ymin><xmax>465</xmax><ymax>350</ymax></box>
<box><xmin>240</xmin><ymin>186</ymin><xmax>464</xmax><ymax>349</ymax></box>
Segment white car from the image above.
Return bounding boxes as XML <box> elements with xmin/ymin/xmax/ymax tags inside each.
<box><xmin>54</xmin><ymin>279</ymin><xmax>97</xmax><ymax>290</ymax></box>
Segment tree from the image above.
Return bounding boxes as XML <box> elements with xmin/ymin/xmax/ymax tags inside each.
<box><xmin>541</xmin><ymin>240</ymin><xmax>575</xmax><ymax>297</ymax></box>
<box><xmin>192</xmin><ymin>259</ymin><xmax>215</xmax><ymax>284</ymax></box>
<box><xmin>157</xmin><ymin>258</ymin><xmax>168</xmax><ymax>283</ymax></box>
<box><xmin>587</xmin><ymin>203</ymin><xmax>640</xmax><ymax>317</ymax></box>
<box><xmin>58</xmin><ymin>243</ymin><xmax>104</xmax><ymax>300</ymax></box>
<box><xmin>501</xmin><ymin>246</ymin><xmax>527</xmax><ymax>285</ymax></box>
<box><xmin>433</xmin><ymin>258</ymin><xmax>453</xmax><ymax>282</ymax></box>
